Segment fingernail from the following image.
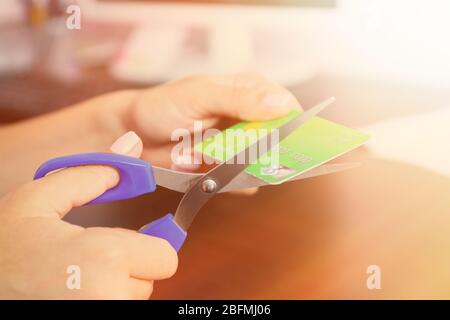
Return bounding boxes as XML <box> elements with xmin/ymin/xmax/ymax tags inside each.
<box><xmin>262</xmin><ymin>92</ymin><xmax>293</xmax><ymax>109</ymax></box>
<box><xmin>110</xmin><ymin>131</ymin><xmax>140</xmax><ymax>154</ymax></box>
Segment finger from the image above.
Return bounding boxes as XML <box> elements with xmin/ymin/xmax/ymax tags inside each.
<box><xmin>114</xmin><ymin>229</ymin><xmax>178</xmax><ymax>281</ymax></box>
<box><xmin>8</xmin><ymin>132</ymin><xmax>143</xmax><ymax>218</ymax></box>
<box><xmin>132</xmin><ymin>73</ymin><xmax>302</xmax><ymax>143</ymax></box>
<box><xmin>129</xmin><ymin>278</ymin><xmax>154</xmax><ymax>300</ymax></box>
<box><xmin>170</xmin><ymin>73</ymin><xmax>302</xmax><ymax>121</ymax></box>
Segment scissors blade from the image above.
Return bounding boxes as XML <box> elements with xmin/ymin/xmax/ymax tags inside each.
<box><xmin>173</xmin><ymin>97</ymin><xmax>335</xmax><ymax>231</ymax></box>
<box><xmin>152</xmin><ymin>166</ymin><xmax>203</xmax><ymax>193</ymax></box>
<box><xmin>153</xmin><ymin>162</ymin><xmax>359</xmax><ymax>193</ymax></box>
<box><xmin>219</xmin><ymin>162</ymin><xmax>360</xmax><ymax>192</ymax></box>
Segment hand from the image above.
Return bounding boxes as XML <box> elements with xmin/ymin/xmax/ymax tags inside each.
<box><xmin>0</xmin><ymin>73</ymin><xmax>301</xmax><ymax>195</ymax></box>
<box><xmin>107</xmin><ymin>73</ymin><xmax>300</xmax><ymax>166</ymax></box>
<box><xmin>96</xmin><ymin>73</ymin><xmax>302</xmax><ymax>194</ymax></box>
<box><xmin>0</xmin><ymin>133</ymin><xmax>177</xmax><ymax>299</ymax></box>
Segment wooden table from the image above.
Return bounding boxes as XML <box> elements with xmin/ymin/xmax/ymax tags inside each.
<box><xmin>65</xmin><ymin>146</ymin><xmax>450</xmax><ymax>299</ymax></box>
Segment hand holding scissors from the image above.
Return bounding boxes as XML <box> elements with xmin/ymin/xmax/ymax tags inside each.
<box><xmin>34</xmin><ymin>98</ymin><xmax>355</xmax><ymax>252</ymax></box>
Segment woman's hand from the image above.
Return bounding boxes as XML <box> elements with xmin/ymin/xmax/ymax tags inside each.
<box><xmin>101</xmin><ymin>73</ymin><xmax>301</xmax><ymax>170</ymax></box>
<box><xmin>0</xmin><ymin>132</ymin><xmax>177</xmax><ymax>299</ymax></box>
<box><xmin>0</xmin><ymin>73</ymin><xmax>301</xmax><ymax>194</ymax></box>
<box><xmin>0</xmin><ymin>74</ymin><xmax>300</xmax><ymax>298</ymax></box>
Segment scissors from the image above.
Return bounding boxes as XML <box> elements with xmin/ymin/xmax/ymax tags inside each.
<box><xmin>34</xmin><ymin>97</ymin><xmax>356</xmax><ymax>252</ymax></box>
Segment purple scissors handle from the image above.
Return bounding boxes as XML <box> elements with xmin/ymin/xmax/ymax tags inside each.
<box><xmin>34</xmin><ymin>153</ymin><xmax>156</xmax><ymax>204</ymax></box>
<box><xmin>34</xmin><ymin>152</ymin><xmax>186</xmax><ymax>252</ymax></box>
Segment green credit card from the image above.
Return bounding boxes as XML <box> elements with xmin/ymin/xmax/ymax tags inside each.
<box><xmin>195</xmin><ymin>110</ymin><xmax>369</xmax><ymax>185</ymax></box>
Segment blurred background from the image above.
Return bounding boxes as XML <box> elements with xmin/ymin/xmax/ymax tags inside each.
<box><xmin>1</xmin><ymin>0</ymin><xmax>449</xmax><ymax>299</ymax></box>
<box><xmin>1</xmin><ymin>0</ymin><xmax>450</xmax><ymax>118</ymax></box>
<box><xmin>2</xmin><ymin>0</ymin><xmax>450</xmax><ymax>115</ymax></box>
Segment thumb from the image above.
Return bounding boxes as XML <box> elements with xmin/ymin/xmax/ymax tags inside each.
<box><xmin>8</xmin><ymin>131</ymin><xmax>143</xmax><ymax>218</ymax></box>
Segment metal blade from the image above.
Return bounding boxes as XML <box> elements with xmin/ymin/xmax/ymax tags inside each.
<box><xmin>152</xmin><ymin>166</ymin><xmax>202</xmax><ymax>193</ymax></box>
<box><xmin>220</xmin><ymin>162</ymin><xmax>360</xmax><ymax>192</ymax></box>
<box><xmin>173</xmin><ymin>97</ymin><xmax>336</xmax><ymax>231</ymax></box>
<box><xmin>275</xmin><ymin>97</ymin><xmax>335</xmax><ymax>145</ymax></box>
<box><xmin>153</xmin><ymin>162</ymin><xmax>359</xmax><ymax>193</ymax></box>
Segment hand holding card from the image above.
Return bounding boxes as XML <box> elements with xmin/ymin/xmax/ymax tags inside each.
<box><xmin>196</xmin><ymin>109</ymin><xmax>369</xmax><ymax>185</ymax></box>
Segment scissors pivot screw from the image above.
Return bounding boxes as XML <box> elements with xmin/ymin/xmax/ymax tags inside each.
<box><xmin>201</xmin><ymin>179</ymin><xmax>218</xmax><ymax>193</ymax></box>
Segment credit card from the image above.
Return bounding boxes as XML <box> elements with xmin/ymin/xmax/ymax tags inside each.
<box><xmin>195</xmin><ymin>110</ymin><xmax>369</xmax><ymax>185</ymax></box>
